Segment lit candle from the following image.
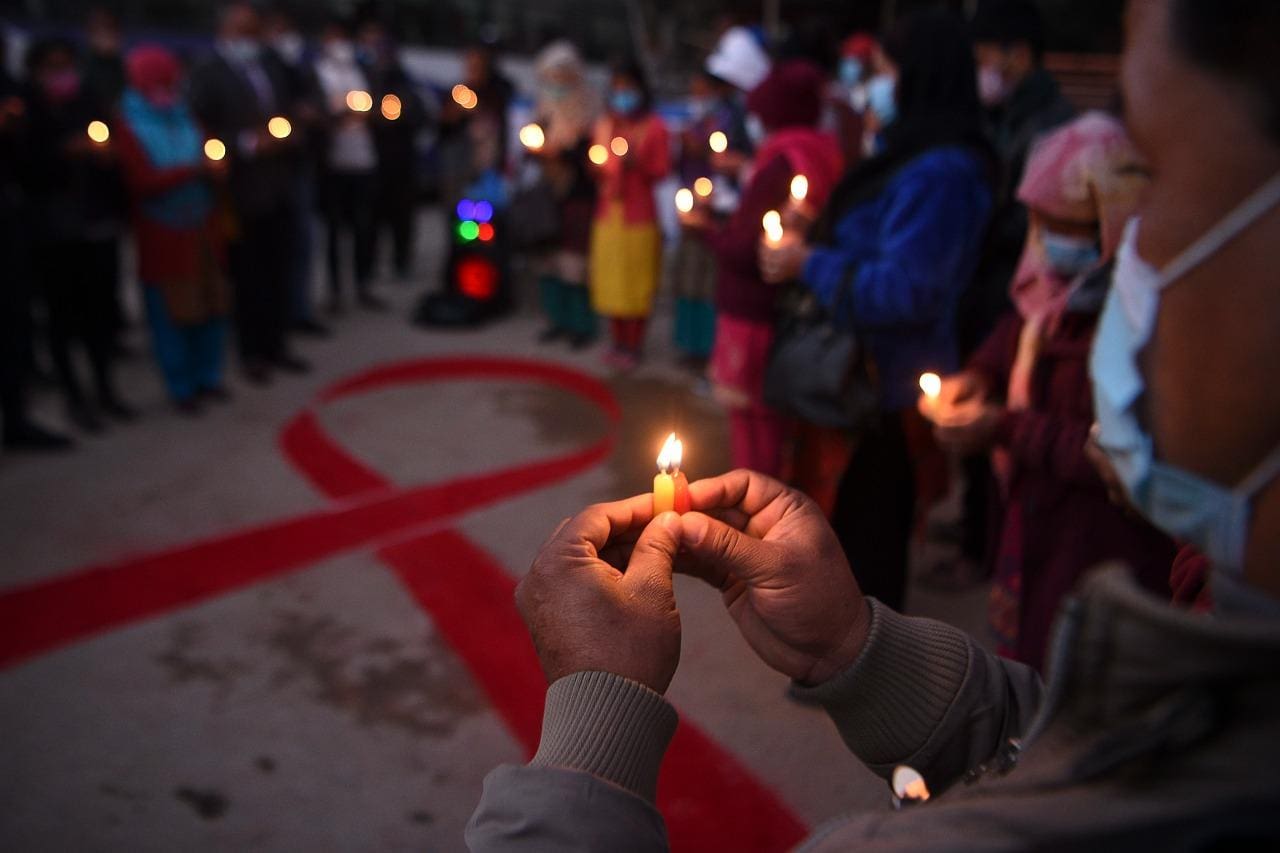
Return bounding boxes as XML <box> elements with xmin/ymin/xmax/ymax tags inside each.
<box><xmin>675</xmin><ymin>188</ymin><xmax>694</xmax><ymax>214</ymax></box>
<box><xmin>86</xmin><ymin>120</ymin><xmax>109</xmax><ymax>144</ymax></box>
<box><xmin>653</xmin><ymin>433</ymin><xmax>690</xmax><ymax>515</ymax></box>
<box><xmin>346</xmin><ymin>90</ymin><xmax>373</xmax><ymax>112</ymax></box>
<box><xmin>451</xmin><ymin>84</ymin><xmax>478</xmax><ymax>110</ymax></box>
<box><xmin>709</xmin><ymin>130</ymin><xmax>728</xmax><ymax>154</ymax></box>
<box><xmin>203</xmin><ymin>138</ymin><xmax>226</xmax><ymax>161</ymax></box>
<box><xmin>610</xmin><ymin>136</ymin><xmax>629</xmax><ymax>157</ymax></box>
<box><xmin>267</xmin><ymin>116</ymin><xmax>292</xmax><ymax>139</ymax></box>
<box><xmin>762</xmin><ymin>209</ymin><xmax>784</xmax><ymax>245</ymax></box>
<box><xmin>693</xmin><ymin>176</ymin><xmax>714</xmax><ymax>198</ymax></box>
<box><xmin>519</xmin><ymin>122</ymin><xmax>545</xmax><ymax>151</ymax></box>
<box><xmin>919</xmin><ymin>372</ymin><xmax>942</xmax><ymax>420</ymax></box>
<box><xmin>588</xmin><ymin>143</ymin><xmax>609</xmax><ymax>165</ymax></box>
<box><xmin>381</xmin><ymin>93</ymin><xmax>402</xmax><ymax>120</ymax></box>
<box><xmin>790</xmin><ymin>174</ymin><xmax>809</xmax><ymax>204</ymax></box>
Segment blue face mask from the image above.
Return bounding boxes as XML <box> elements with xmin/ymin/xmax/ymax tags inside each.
<box><xmin>1041</xmin><ymin>229</ymin><xmax>1100</xmax><ymax>278</ymax></box>
<box><xmin>838</xmin><ymin>57</ymin><xmax>863</xmax><ymax>88</ymax></box>
<box><xmin>867</xmin><ymin>74</ymin><xmax>896</xmax><ymax>126</ymax></box>
<box><xmin>610</xmin><ymin>88</ymin><xmax>642</xmax><ymax>115</ymax></box>
<box><xmin>1089</xmin><ymin>172</ymin><xmax>1280</xmax><ymax>576</ymax></box>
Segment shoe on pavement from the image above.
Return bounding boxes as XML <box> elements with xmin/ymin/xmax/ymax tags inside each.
<box><xmin>3</xmin><ymin>420</ymin><xmax>74</xmax><ymax>451</ymax></box>
<box><xmin>273</xmin><ymin>353</ymin><xmax>311</xmax><ymax>374</ymax></box>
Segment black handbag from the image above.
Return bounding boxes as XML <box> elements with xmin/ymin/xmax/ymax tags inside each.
<box><xmin>762</xmin><ymin>282</ymin><xmax>879</xmax><ymax>431</ymax></box>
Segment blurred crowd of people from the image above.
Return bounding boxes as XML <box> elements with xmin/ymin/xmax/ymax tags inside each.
<box><xmin>0</xmin><ymin>1</ymin><xmax>427</xmax><ymax>443</ymax></box>
<box><xmin>2</xmin><ymin>0</ymin><xmax>1193</xmax><ymax>670</ymax></box>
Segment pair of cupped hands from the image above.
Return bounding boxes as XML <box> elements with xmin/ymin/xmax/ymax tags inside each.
<box><xmin>517</xmin><ymin>470</ymin><xmax>872</xmax><ymax>696</ymax></box>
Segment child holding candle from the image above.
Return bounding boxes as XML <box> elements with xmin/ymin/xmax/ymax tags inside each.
<box><xmin>681</xmin><ymin>60</ymin><xmax>842</xmax><ymax>479</ymax></box>
<box><xmin>587</xmin><ymin>61</ymin><xmax>670</xmax><ymax>370</ymax></box>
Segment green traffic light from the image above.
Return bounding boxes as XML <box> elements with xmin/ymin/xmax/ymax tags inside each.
<box><xmin>459</xmin><ymin>220</ymin><xmax>480</xmax><ymax>241</ymax></box>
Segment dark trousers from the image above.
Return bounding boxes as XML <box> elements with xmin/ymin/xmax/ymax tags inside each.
<box><xmin>35</xmin><ymin>238</ymin><xmax>120</xmax><ymax>406</ymax></box>
<box><xmin>830</xmin><ymin>411</ymin><xmax>916</xmax><ymax>612</ymax></box>
<box><xmin>1</xmin><ymin>212</ymin><xmax>32</xmax><ymax>431</ymax></box>
<box><xmin>377</xmin><ymin>167</ymin><xmax>416</xmax><ymax>277</ymax></box>
<box><xmin>229</xmin><ymin>210</ymin><xmax>294</xmax><ymax>365</ymax></box>
<box><xmin>321</xmin><ymin>170</ymin><xmax>377</xmax><ymax>301</ymax></box>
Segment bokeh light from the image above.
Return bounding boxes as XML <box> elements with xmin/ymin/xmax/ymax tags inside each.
<box><xmin>86</xmin><ymin>120</ymin><xmax>109</xmax><ymax>143</ymax></box>
<box><xmin>203</xmin><ymin>138</ymin><xmax>226</xmax><ymax>161</ymax></box>
<box><xmin>267</xmin><ymin>116</ymin><xmax>292</xmax><ymax>139</ymax></box>
<box><xmin>381</xmin><ymin>94</ymin><xmax>401</xmax><ymax>120</ymax></box>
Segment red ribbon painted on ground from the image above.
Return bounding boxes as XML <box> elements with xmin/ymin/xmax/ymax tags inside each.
<box><xmin>0</xmin><ymin>356</ymin><xmax>806</xmax><ymax>851</ymax></box>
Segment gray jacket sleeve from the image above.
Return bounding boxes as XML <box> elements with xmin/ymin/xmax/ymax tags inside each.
<box><xmin>792</xmin><ymin>598</ymin><xmax>1044</xmax><ymax>792</ymax></box>
<box><xmin>467</xmin><ymin>601</ymin><xmax>1043</xmax><ymax>850</ymax></box>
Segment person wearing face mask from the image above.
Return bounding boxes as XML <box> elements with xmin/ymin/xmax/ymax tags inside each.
<box><xmin>757</xmin><ymin>12</ymin><xmax>996</xmax><ymax>612</ymax></box>
<box><xmin>467</xmin><ymin>2</ymin><xmax>1280</xmax><ymax>849</ymax></box>
<box><xmin>313</xmin><ymin>19</ymin><xmax>383</xmax><ymax>314</ymax></box>
<box><xmin>924</xmin><ymin>112</ymin><xmax>1179</xmax><ymax>669</ymax></box>
<box><xmin>115</xmin><ymin>45</ymin><xmax>230</xmax><ymax>415</ymax></box>
<box><xmin>20</xmin><ymin>37</ymin><xmax>135</xmax><ymax>433</ymax></box>
<box><xmin>826</xmin><ymin>33</ymin><xmax>876</xmax><ymax>167</ymax></box>
<box><xmin>587</xmin><ymin>61</ymin><xmax>670</xmax><ymax>370</ymax></box>
<box><xmin>190</xmin><ymin>1</ymin><xmax>309</xmax><ymax>384</ymax></box>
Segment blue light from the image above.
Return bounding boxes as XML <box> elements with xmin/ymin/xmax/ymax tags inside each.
<box><xmin>474</xmin><ymin>201</ymin><xmax>494</xmax><ymax>224</ymax></box>
<box><xmin>456</xmin><ymin>199</ymin><xmax>476</xmax><ymax>221</ymax></box>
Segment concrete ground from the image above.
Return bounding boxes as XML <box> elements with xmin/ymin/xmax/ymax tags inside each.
<box><xmin>0</xmin><ymin>209</ymin><xmax>988</xmax><ymax>852</ymax></box>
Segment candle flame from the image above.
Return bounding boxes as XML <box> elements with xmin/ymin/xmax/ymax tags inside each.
<box><xmin>675</xmin><ymin>188</ymin><xmax>694</xmax><ymax>214</ymax></box>
<box><xmin>610</xmin><ymin>136</ymin><xmax>629</xmax><ymax>157</ymax></box>
<box><xmin>656</xmin><ymin>432</ymin><xmax>683</xmax><ymax>474</ymax></box>
<box><xmin>693</xmin><ymin>176</ymin><xmax>714</xmax><ymax>198</ymax></box>
<box><xmin>267</xmin><ymin>116</ymin><xmax>292</xmax><ymax>139</ymax></box>
<box><xmin>203</xmin><ymin>138</ymin><xmax>226</xmax><ymax>161</ymax></box>
<box><xmin>346</xmin><ymin>90</ymin><xmax>373</xmax><ymax>112</ymax></box>
<box><xmin>919</xmin><ymin>372</ymin><xmax>942</xmax><ymax>399</ymax></box>
<box><xmin>86</xmin><ymin>120</ymin><xmax>109</xmax><ymax>143</ymax></box>
<box><xmin>588</xmin><ymin>143</ymin><xmax>609</xmax><ymax>165</ymax></box>
<box><xmin>790</xmin><ymin>174</ymin><xmax>809</xmax><ymax>202</ymax></box>
<box><xmin>762</xmin><ymin>209</ymin><xmax>784</xmax><ymax>243</ymax></box>
<box><xmin>519</xmin><ymin>122</ymin><xmax>545</xmax><ymax>150</ymax></box>
<box><xmin>708</xmin><ymin>130</ymin><xmax>728</xmax><ymax>153</ymax></box>
<box><xmin>381</xmin><ymin>93</ymin><xmax>402</xmax><ymax>120</ymax></box>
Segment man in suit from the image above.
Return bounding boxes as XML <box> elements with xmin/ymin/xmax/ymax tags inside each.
<box><xmin>190</xmin><ymin>1</ymin><xmax>309</xmax><ymax>384</ymax></box>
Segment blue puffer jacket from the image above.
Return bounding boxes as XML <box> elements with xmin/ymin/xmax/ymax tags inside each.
<box><xmin>801</xmin><ymin>146</ymin><xmax>992</xmax><ymax>410</ymax></box>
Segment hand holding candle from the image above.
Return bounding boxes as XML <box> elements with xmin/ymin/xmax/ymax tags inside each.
<box><xmin>918</xmin><ymin>372</ymin><xmax>942</xmax><ymax>421</ymax></box>
<box><xmin>762</xmin><ymin>209</ymin><xmax>784</xmax><ymax>246</ymax></box>
<box><xmin>653</xmin><ymin>433</ymin><xmax>690</xmax><ymax>515</ymax></box>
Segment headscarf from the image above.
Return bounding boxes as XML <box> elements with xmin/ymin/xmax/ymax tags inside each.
<box><xmin>1008</xmin><ymin>111</ymin><xmax>1147</xmax><ymax>322</ymax></box>
<box><xmin>747</xmin><ymin>61</ymin><xmax>844</xmax><ymax>211</ymax></box>
<box><xmin>533</xmin><ymin>40</ymin><xmax>596</xmax><ymax>151</ymax></box>
<box><xmin>121</xmin><ymin>45</ymin><xmax>210</xmax><ymax>228</ymax></box>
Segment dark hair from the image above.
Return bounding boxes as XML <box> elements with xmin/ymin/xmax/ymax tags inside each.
<box><xmin>1170</xmin><ymin>0</ymin><xmax>1280</xmax><ymax>143</ymax></box>
<box><xmin>24</xmin><ymin>37</ymin><xmax>77</xmax><ymax>76</ymax></box>
<box><xmin>969</xmin><ymin>0</ymin><xmax>1046</xmax><ymax>60</ymax></box>
<box><xmin>610</xmin><ymin>58</ymin><xmax>652</xmax><ymax>112</ymax></box>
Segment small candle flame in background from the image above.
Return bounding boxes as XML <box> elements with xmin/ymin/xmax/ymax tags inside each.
<box><xmin>693</xmin><ymin>176</ymin><xmax>714</xmax><ymax>198</ymax></box>
<box><xmin>762</xmin><ymin>209</ymin><xmax>784</xmax><ymax>244</ymax></box>
<box><xmin>708</xmin><ymin>130</ymin><xmax>728</xmax><ymax>153</ymax></box>
<box><xmin>610</xmin><ymin>136</ymin><xmax>629</xmax><ymax>157</ymax></box>
<box><xmin>588</xmin><ymin>143</ymin><xmax>609</xmax><ymax>165</ymax></box>
<box><xmin>519</xmin><ymin>122</ymin><xmax>545</xmax><ymax>150</ymax></box>
<box><xmin>86</xmin><ymin>120</ymin><xmax>109</xmax><ymax>143</ymax></box>
<box><xmin>203</xmin><ymin>138</ymin><xmax>226</xmax><ymax>161</ymax></box>
<box><xmin>919</xmin><ymin>372</ymin><xmax>942</xmax><ymax>400</ymax></box>
<box><xmin>346</xmin><ymin>90</ymin><xmax>373</xmax><ymax>112</ymax></box>
<box><xmin>675</xmin><ymin>188</ymin><xmax>694</xmax><ymax>214</ymax></box>
<box><xmin>451</xmin><ymin>84</ymin><xmax>478</xmax><ymax>110</ymax></box>
<box><xmin>267</xmin><ymin>116</ymin><xmax>292</xmax><ymax>139</ymax></box>
<box><xmin>656</xmin><ymin>432</ymin><xmax>683</xmax><ymax>474</ymax></box>
<box><xmin>381</xmin><ymin>94</ymin><xmax>401</xmax><ymax>120</ymax></box>
<box><xmin>790</xmin><ymin>174</ymin><xmax>809</xmax><ymax>203</ymax></box>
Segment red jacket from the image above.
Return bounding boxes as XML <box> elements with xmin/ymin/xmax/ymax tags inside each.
<box><xmin>970</xmin><ymin>310</ymin><xmax>1179</xmax><ymax>669</ymax></box>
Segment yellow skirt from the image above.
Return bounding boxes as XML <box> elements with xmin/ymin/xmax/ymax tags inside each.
<box><xmin>588</xmin><ymin>202</ymin><xmax>661</xmax><ymax>318</ymax></box>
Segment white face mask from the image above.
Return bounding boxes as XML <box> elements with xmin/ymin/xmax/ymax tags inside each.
<box><xmin>977</xmin><ymin>64</ymin><xmax>1007</xmax><ymax>107</ymax></box>
<box><xmin>1089</xmin><ymin>171</ymin><xmax>1280</xmax><ymax>576</ymax></box>
<box><xmin>745</xmin><ymin>114</ymin><xmax>766</xmax><ymax>147</ymax></box>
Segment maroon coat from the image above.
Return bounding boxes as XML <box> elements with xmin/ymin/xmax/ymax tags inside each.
<box><xmin>969</xmin><ymin>309</ymin><xmax>1178</xmax><ymax>670</ymax></box>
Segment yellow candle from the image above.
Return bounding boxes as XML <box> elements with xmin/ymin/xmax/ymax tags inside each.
<box><xmin>653</xmin><ymin>433</ymin><xmax>690</xmax><ymax>515</ymax></box>
<box><xmin>709</xmin><ymin>130</ymin><xmax>728</xmax><ymax>153</ymax></box>
<box><xmin>762</xmin><ymin>209</ymin><xmax>784</xmax><ymax>245</ymax></box>
<box><xmin>919</xmin><ymin>372</ymin><xmax>942</xmax><ymax>420</ymax></box>
<box><xmin>86</xmin><ymin>120</ymin><xmax>109</xmax><ymax>143</ymax></box>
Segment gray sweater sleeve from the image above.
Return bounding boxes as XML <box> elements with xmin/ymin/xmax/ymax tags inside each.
<box><xmin>466</xmin><ymin>670</ymin><xmax>676</xmax><ymax>852</ymax></box>
<box><xmin>792</xmin><ymin>598</ymin><xmax>1044</xmax><ymax>792</ymax></box>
